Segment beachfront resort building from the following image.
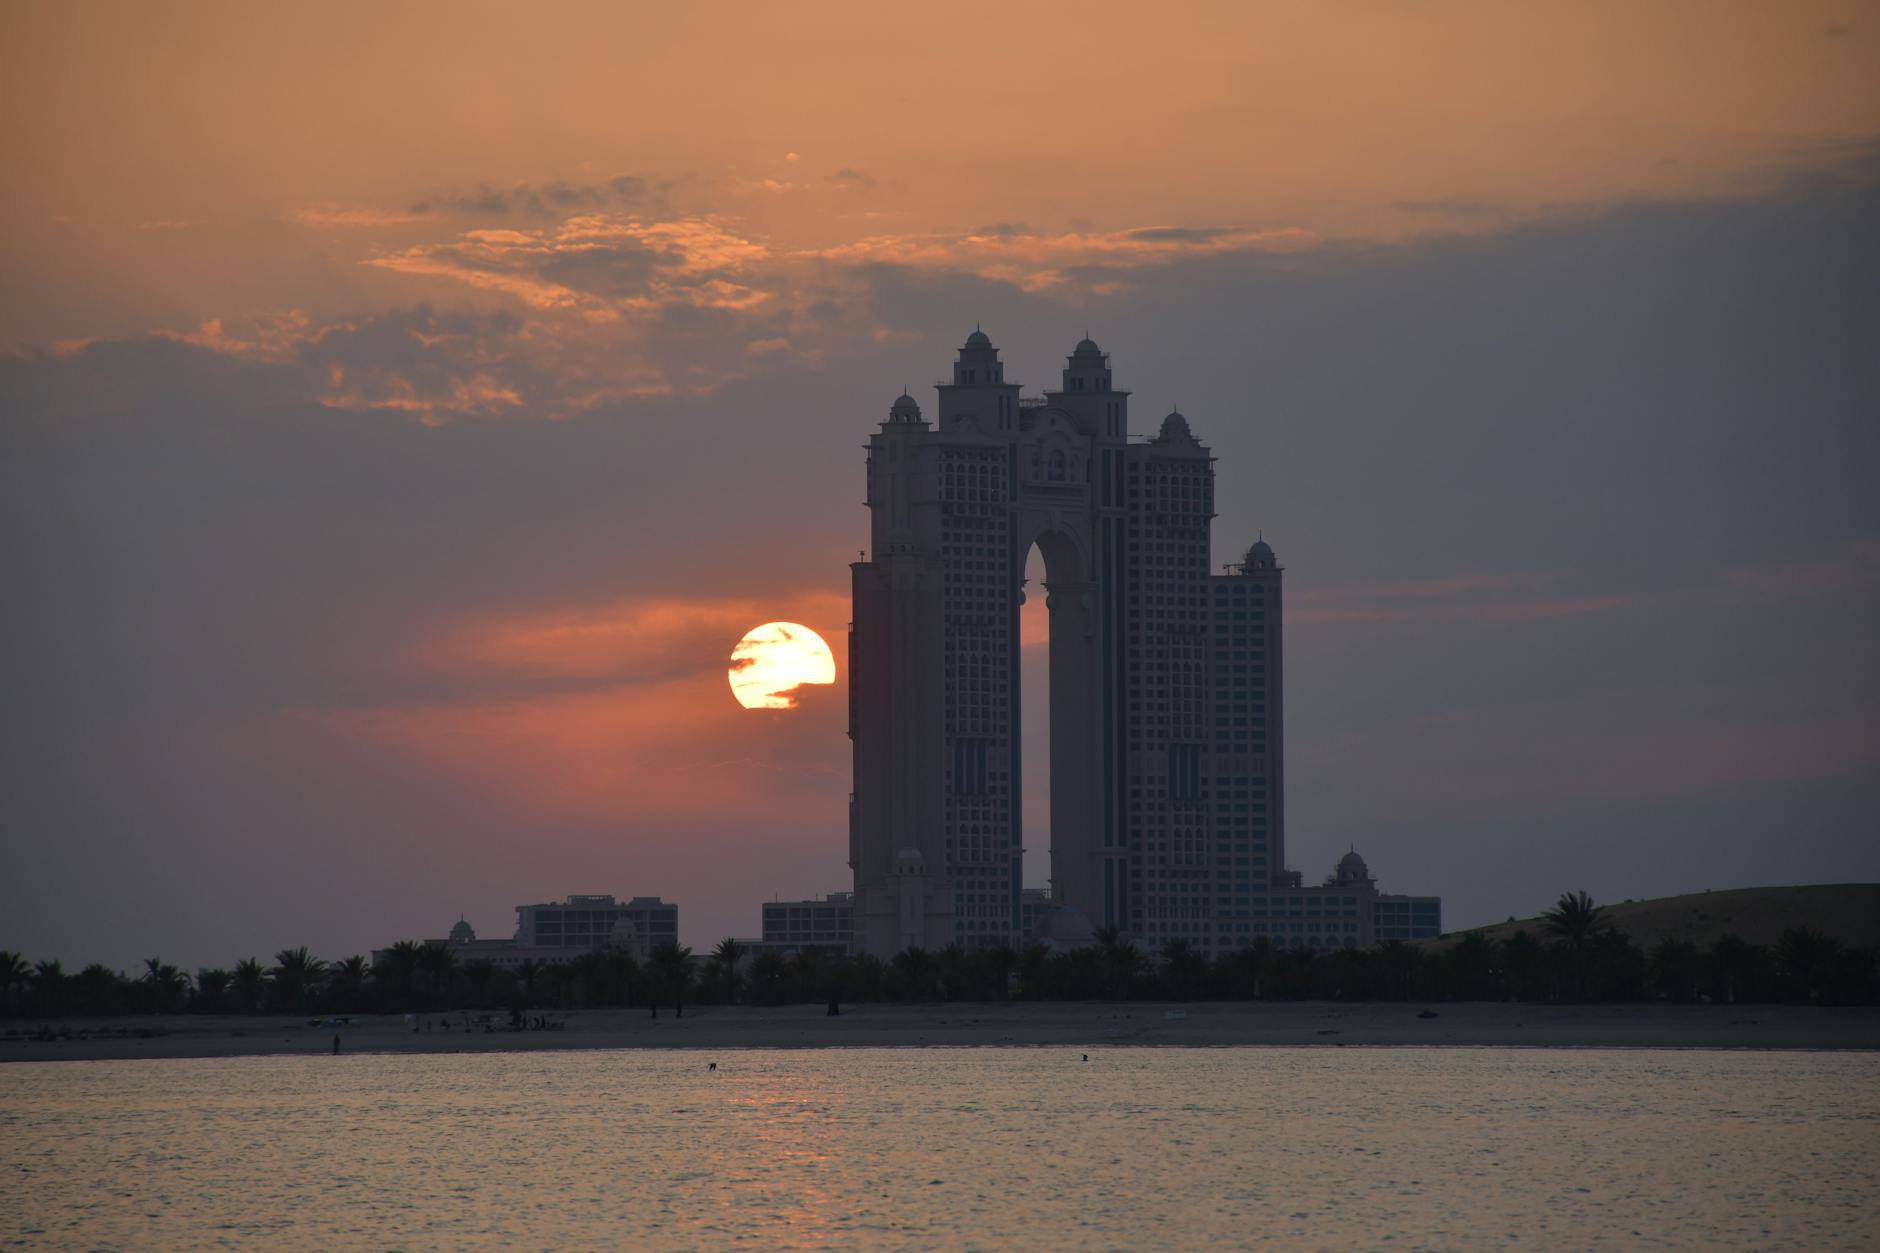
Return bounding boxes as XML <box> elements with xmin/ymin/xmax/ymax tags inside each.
<box><xmin>848</xmin><ymin>330</ymin><xmax>1442</xmax><ymax>957</ymax></box>
<box><xmin>761</xmin><ymin>893</ymin><xmax>855</xmax><ymax>951</ymax></box>
<box><xmin>378</xmin><ymin>893</ymin><xmax>680</xmax><ymax>968</ymax></box>
<box><xmin>747</xmin><ymin>886</ymin><xmax>1059</xmax><ymax>956</ymax></box>
<box><xmin>513</xmin><ymin>894</ymin><xmax>678</xmax><ymax>961</ymax></box>
<box><xmin>1261</xmin><ymin>849</ymin><xmax>1443</xmax><ymax>949</ymax></box>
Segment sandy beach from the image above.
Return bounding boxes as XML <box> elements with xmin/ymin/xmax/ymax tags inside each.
<box><xmin>5</xmin><ymin>1001</ymin><xmax>1876</xmax><ymax>1063</ymax></box>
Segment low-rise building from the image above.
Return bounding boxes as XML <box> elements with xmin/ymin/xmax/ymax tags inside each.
<box><xmin>375</xmin><ymin>893</ymin><xmax>681</xmax><ymax>970</ymax></box>
<box><xmin>1236</xmin><ymin>850</ymin><xmax>1442</xmax><ymax>949</ymax></box>
<box><xmin>1373</xmin><ymin>893</ymin><xmax>1443</xmax><ymax>942</ymax></box>
<box><xmin>514</xmin><ymin>894</ymin><xmax>678</xmax><ymax>961</ymax></box>
<box><xmin>760</xmin><ymin>892</ymin><xmax>854</xmax><ymax>952</ymax></box>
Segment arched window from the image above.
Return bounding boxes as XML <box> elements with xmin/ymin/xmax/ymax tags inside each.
<box><xmin>1048</xmin><ymin>450</ymin><xmax>1067</xmax><ymax>481</ymax></box>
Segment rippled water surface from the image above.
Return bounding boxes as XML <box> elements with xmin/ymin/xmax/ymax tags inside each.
<box><xmin>3</xmin><ymin>1048</ymin><xmax>1876</xmax><ymax>1250</ymax></box>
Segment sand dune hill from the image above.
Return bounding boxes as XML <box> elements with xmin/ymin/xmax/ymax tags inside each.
<box><xmin>1423</xmin><ymin>884</ymin><xmax>1880</xmax><ymax>953</ymax></box>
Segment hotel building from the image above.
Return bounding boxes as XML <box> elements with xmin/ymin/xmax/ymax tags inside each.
<box><xmin>848</xmin><ymin>331</ymin><xmax>1441</xmax><ymax>956</ymax></box>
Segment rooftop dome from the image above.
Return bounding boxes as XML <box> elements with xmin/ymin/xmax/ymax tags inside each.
<box><xmin>448</xmin><ymin>917</ymin><xmax>475</xmax><ymax>944</ymax></box>
<box><xmin>1071</xmin><ymin>335</ymin><xmax>1103</xmax><ymax>358</ymax></box>
<box><xmin>964</xmin><ymin>328</ymin><xmax>992</xmax><ymax>348</ymax></box>
<box><xmin>1333</xmin><ymin>849</ymin><xmax>1372</xmax><ymax>886</ymax></box>
<box><xmin>1158</xmin><ymin>409</ymin><xmax>1192</xmax><ymax>441</ymax></box>
<box><xmin>888</xmin><ymin>391</ymin><xmax>922</xmax><ymax>422</ymax></box>
<box><xmin>1245</xmin><ymin>537</ymin><xmax>1275</xmax><ymax>567</ymax></box>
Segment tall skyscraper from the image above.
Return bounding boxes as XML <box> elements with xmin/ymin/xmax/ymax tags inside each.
<box><xmin>849</xmin><ymin>331</ymin><xmax>1291</xmax><ymax>956</ymax></box>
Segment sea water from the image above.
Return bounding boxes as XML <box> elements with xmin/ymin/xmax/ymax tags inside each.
<box><xmin>3</xmin><ymin>1047</ymin><xmax>1875</xmax><ymax>1250</ymax></box>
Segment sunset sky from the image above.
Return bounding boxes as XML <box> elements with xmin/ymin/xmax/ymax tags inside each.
<box><xmin>3</xmin><ymin>3</ymin><xmax>1877</xmax><ymax>969</ymax></box>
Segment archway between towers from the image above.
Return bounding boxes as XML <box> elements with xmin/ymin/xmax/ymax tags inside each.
<box><xmin>1014</xmin><ymin>521</ymin><xmax>1103</xmax><ymax>933</ymax></box>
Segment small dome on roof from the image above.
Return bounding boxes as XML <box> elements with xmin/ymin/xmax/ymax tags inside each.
<box><xmin>1158</xmin><ymin>409</ymin><xmax>1192</xmax><ymax>441</ymax></box>
<box><xmin>964</xmin><ymin>329</ymin><xmax>992</xmax><ymax>348</ymax></box>
<box><xmin>888</xmin><ymin>391</ymin><xmax>922</xmax><ymax>422</ymax></box>
<box><xmin>1333</xmin><ymin>849</ymin><xmax>1372</xmax><ymax>886</ymax></box>
<box><xmin>448</xmin><ymin>917</ymin><xmax>475</xmax><ymax>944</ymax></box>
<box><xmin>1072</xmin><ymin>336</ymin><xmax>1103</xmax><ymax>358</ymax></box>
<box><xmin>1245</xmin><ymin>537</ymin><xmax>1275</xmax><ymax>567</ymax></box>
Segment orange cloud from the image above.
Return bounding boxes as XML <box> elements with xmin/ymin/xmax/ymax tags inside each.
<box><xmin>307</xmin><ymin>590</ymin><xmax>853</xmax><ymax>824</ymax></box>
<box><xmin>805</xmin><ymin>224</ymin><xmax>1319</xmax><ymax>291</ymax></box>
<box><xmin>422</xmin><ymin>591</ymin><xmax>849</xmax><ymax>689</ymax></box>
<box><xmin>160</xmin><ymin>311</ymin><xmax>318</xmax><ymax>361</ymax></box>
<box><xmin>292</xmin><ymin>205</ymin><xmax>428</xmax><ymax>227</ymax></box>
<box><xmin>366</xmin><ymin>214</ymin><xmax>774</xmax><ymax>316</ymax></box>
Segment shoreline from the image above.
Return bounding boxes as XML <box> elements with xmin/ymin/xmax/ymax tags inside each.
<box><xmin>6</xmin><ymin>1001</ymin><xmax>1877</xmax><ymax>1063</ymax></box>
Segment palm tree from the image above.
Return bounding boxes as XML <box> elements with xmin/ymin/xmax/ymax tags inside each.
<box><xmin>463</xmin><ymin>959</ymin><xmax>496</xmax><ymax>1007</ymax></box>
<box><xmin>568</xmin><ymin>950</ymin><xmax>609</xmax><ymax>1009</ymax></box>
<box><xmin>848</xmin><ymin>952</ymin><xmax>887</xmax><ymax>1002</ymax></box>
<box><xmin>982</xmin><ymin>943</ymin><xmax>1018</xmax><ymax>1001</ymax></box>
<box><xmin>0</xmin><ymin>951</ymin><xmax>29</xmax><ymax>1015</ymax></box>
<box><xmin>1649</xmin><ymin>939</ymin><xmax>1699</xmax><ymax>1003</ymax></box>
<box><xmin>647</xmin><ymin>942</ymin><xmax>694</xmax><ymax>1017</ymax></box>
<box><xmin>1226</xmin><ymin>937</ymin><xmax>1274</xmax><ymax>1000</ymax></box>
<box><xmin>231</xmin><ymin>958</ymin><xmax>267</xmax><ymax>1013</ymax></box>
<box><xmin>1092</xmin><ymin>927</ymin><xmax>1142</xmax><ymax>999</ymax></box>
<box><xmin>142</xmin><ymin>958</ymin><xmax>191</xmax><ymax>1013</ymax></box>
<box><xmin>890</xmin><ymin>946</ymin><xmax>935</xmax><ymax>1001</ymax></box>
<box><xmin>1271</xmin><ymin>945</ymin><xmax>1320</xmax><ymax>1000</ymax></box>
<box><xmin>73</xmin><ymin>963</ymin><xmax>121</xmax><ymax>1015</ymax></box>
<box><xmin>1325</xmin><ymin>945</ymin><xmax>1369</xmax><ymax>1000</ymax></box>
<box><xmin>271</xmin><ymin>947</ymin><xmax>326</xmax><ymax>1013</ymax></box>
<box><xmin>820</xmin><ymin>952</ymin><xmax>853</xmax><ymax>1015</ymax></box>
<box><xmin>603</xmin><ymin>949</ymin><xmax>638</xmax><ymax>1008</ymax></box>
<box><xmin>32</xmin><ymin>959</ymin><xmax>67</xmax><ymax>1016</ymax></box>
<box><xmin>1016</xmin><ymin>942</ymin><xmax>1052</xmax><ymax>1001</ymax></box>
<box><xmin>1542</xmin><ymin>891</ymin><xmax>1604</xmax><ymax>1001</ymax></box>
<box><xmin>1705</xmin><ymin>934</ymin><xmax>1756</xmax><ymax>1005</ymax></box>
<box><xmin>1378</xmin><ymin>940</ymin><xmax>1422</xmax><ymax>1001</ymax></box>
<box><xmin>1500</xmin><ymin>931</ymin><xmax>1538</xmax><ymax>1002</ymax></box>
<box><xmin>515</xmin><ymin>958</ymin><xmax>542</xmax><ymax>1007</ymax></box>
<box><xmin>749</xmin><ymin>951</ymin><xmax>788</xmax><ymax>1004</ymax></box>
<box><xmin>1160</xmin><ymin>940</ymin><xmax>1207</xmax><ymax>1001</ymax></box>
<box><xmin>374</xmin><ymin>942</ymin><xmax>420</xmax><ymax>1008</ymax></box>
<box><xmin>1830</xmin><ymin>948</ymin><xmax>1876</xmax><ymax>1007</ymax></box>
<box><xmin>936</xmin><ymin>944</ymin><xmax>969</xmax><ymax>1001</ymax></box>
<box><xmin>1776</xmin><ymin>928</ymin><xmax>1841</xmax><ymax>1003</ymax></box>
<box><xmin>330</xmin><ymin>955</ymin><xmax>370</xmax><ymax>1011</ymax></box>
<box><xmin>792</xmin><ymin>946</ymin><xmax>829</xmax><ymax>1005</ymax></box>
<box><xmin>1542</xmin><ymin>891</ymin><xmax>1605</xmax><ymax>952</ymax></box>
<box><xmin>711</xmin><ymin>938</ymin><xmax>746</xmax><ymax>1004</ymax></box>
<box><xmin>416</xmin><ymin>941</ymin><xmax>457</xmax><ymax>1005</ymax></box>
<box><xmin>1448</xmin><ymin>933</ymin><xmax>1495</xmax><ymax>1000</ymax></box>
<box><xmin>194</xmin><ymin>968</ymin><xmax>231</xmax><ymax>1013</ymax></box>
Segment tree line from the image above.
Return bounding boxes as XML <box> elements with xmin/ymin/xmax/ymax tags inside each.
<box><xmin>4</xmin><ymin>894</ymin><xmax>1874</xmax><ymax>1019</ymax></box>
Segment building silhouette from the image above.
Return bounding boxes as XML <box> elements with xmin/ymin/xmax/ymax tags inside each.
<box><xmin>849</xmin><ymin>330</ymin><xmax>1438</xmax><ymax>956</ymax></box>
<box><xmin>375</xmin><ymin>894</ymin><xmax>680</xmax><ymax>969</ymax></box>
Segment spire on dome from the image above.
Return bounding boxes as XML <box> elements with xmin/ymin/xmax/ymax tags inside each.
<box><xmin>888</xmin><ymin>390</ymin><xmax>923</xmax><ymax>423</ymax></box>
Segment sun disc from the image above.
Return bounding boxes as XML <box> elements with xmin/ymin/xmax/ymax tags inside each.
<box><xmin>729</xmin><ymin>621</ymin><xmax>836</xmax><ymax>710</ymax></box>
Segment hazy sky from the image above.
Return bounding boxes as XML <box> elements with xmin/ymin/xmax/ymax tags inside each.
<box><xmin>3</xmin><ymin>3</ymin><xmax>1877</xmax><ymax>970</ymax></box>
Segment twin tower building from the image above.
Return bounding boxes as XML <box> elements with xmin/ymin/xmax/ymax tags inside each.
<box><xmin>849</xmin><ymin>330</ymin><xmax>1295</xmax><ymax>958</ymax></box>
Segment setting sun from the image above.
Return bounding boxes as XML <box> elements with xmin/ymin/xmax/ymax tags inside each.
<box><xmin>729</xmin><ymin>622</ymin><xmax>836</xmax><ymax>710</ymax></box>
